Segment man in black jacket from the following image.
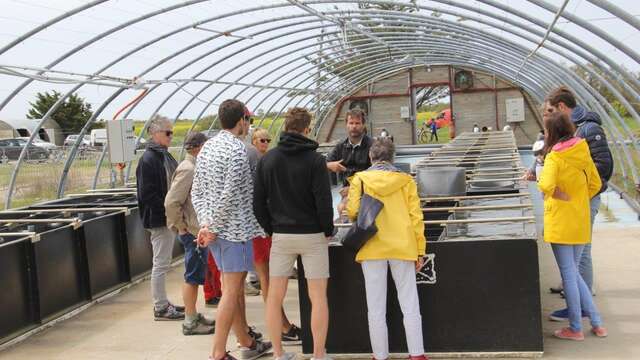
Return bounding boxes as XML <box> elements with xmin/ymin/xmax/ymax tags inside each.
<box><xmin>253</xmin><ymin>108</ymin><xmax>334</xmax><ymax>360</ymax></box>
<box><xmin>326</xmin><ymin>109</ymin><xmax>372</xmax><ymax>185</ymax></box>
<box><xmin>545</xmin><ymin>86</ymin><xmax>614</xmax><ymax>322</ymax></box>
<box><xmin>136</xmin><ymin>115</ymin><xmax>185</xmax><ymax>321</ymax></box>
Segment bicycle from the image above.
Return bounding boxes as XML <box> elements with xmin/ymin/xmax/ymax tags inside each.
<box><xmin>417</xmin><ymin>122</ymin><xmax>430</xmax><ymax>143</ymax></box>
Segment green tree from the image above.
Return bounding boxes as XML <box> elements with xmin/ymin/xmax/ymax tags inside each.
<box><xmin>194</xmin><ymin>114</ymin><xmax>221</xmax><ymax>132</ymax></box>
<box><xmin>26</xmin><ymin>91</ymin><xmax>93</xmax><ymax>135</ymax></box>
<box><xmin>570</xmin><ymin>64</ymin><xmax>640</xmax><ymax>116</ymax></box>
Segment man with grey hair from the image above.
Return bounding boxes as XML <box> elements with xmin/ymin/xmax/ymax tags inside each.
<box><xmin>136</xmin><ymin>115</ymin><xmax>185</xmax><ymax>321</ymax></box>
<box><xmin>165</xmin><ymin>132</ymin><xmax>215</xmax><ymax>334</ymax></box>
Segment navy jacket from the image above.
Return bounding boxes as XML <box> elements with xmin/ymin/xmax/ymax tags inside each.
<box><xmin>572</xmin><ymin>105</ymin><xmax>614</xmax><ymax>193</ymax></box>
<box><xmin>136</xmin><ymin>145</ymin><xmax>173</xmax><ymax>229</ymax></box>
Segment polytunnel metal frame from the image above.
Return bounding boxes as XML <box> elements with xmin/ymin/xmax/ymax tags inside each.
<box><xmin>0</xmin><ymin>0</ymin><xmax>638</xmax><ymax>209</ymax></box>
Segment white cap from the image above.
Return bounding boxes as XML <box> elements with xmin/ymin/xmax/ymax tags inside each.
<box><xmin>532</xmin><ymin>140</ymin><xmax>544</xmax><ymax>152</ymax></box>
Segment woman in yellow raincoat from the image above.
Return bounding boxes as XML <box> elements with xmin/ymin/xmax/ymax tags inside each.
<box><xmin>537</xmin><ymin>111</ymin><xmax>607</xmax><ymax>341</ymax></box>
<box><xmin>347</xmin><ymin>137</ymin><xmax>428</xmax><ymax>360</ymax></box>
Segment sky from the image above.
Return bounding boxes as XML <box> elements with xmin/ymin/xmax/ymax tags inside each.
<box><xmin>0</xmin><ymin>0</ymin><xmax>638</xmax><ymax>121</ymax></box>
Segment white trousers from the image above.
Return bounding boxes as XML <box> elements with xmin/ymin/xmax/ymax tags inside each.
<box><xmin>361</xmin><ymin>259</ymin><xmax>425</xmax><ymax>359</ymax></box>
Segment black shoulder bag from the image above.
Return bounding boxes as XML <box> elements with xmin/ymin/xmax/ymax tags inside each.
<box><xmin>342</xmin><ymin>179</ymin><xmax>384</xmax><ymax>251</ymax></box>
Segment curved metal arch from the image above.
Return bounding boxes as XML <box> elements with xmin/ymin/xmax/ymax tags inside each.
<box><xmin>112</xmin><ymin>8</ymin><xmax>636</xmax><ymax>176</ymax></box>
<box><xmin>182</xmin><ymin>7</ymin><xmax>640</xmax><ymax>139</ymax></box>
<box><xmin>136</xmin><ymin>10</ymin><xmax>636</xmax><ymax>165</ymax></box>
<box><xmin>229</xmin><ymin>10</ymin><xmax>636</xmax><ymax>168</ymax></box>
<box><xmin>0</xmin><ymin>0</ymin><xmax>212</xmax><ymax>112</ymax></box>
<box><xmin>112</xmin><ymin>46</ymin><xmax>636</xmax><ymax>190</ymax></box>
<box><xmin>116</xmin><ymin>21</ymin><xmax>345</xmax><ymax>180</ymax></box>
<box><xmin>260</xmin><ymin>44</ymin><xmax>557</xmax><ymax>139</ymax></box>
<box><xmin>525</xmin><ymin>0</ymin><xmax>640</xmax><ymax>64</ymax></box>
<box><xmin>234</xmin><ymin>31</ymin><xmax>636</xmax><ymax>181</ymax></box>
<box><xmin>0</xmin><ymin>0</ymin><xmax>107</xmax><ymax>55</ymax></box>
<box><xmin>469</xmin><ymin>0</ymin><xmax>640</xmax><ymax>91</ymax></box>
<box><xmin>112</xmin><ymin>23</ymin><xmax>564</xmax><ymax>181</ymax></box>
<box><xmin>6</xmin><ymin>0</ymin><xmax>636</xmax><ymax>146</ymax></box>
<box><xmin>61</xmin><ymin>15</ymin><xmax>331</xmax><ymax>196</ymax></box>
<box><xmin>301</xmin><ymin>57</ymin><xmax>640</xmax><ymax>184</ymax></box>
<box><xmin>303</xmin><ymin>0</ymin><xmax>640</xmax><ymax>103</ymax></box>
<box><xmin>198</xmin><ymin>28</ymin><xmax>553</xmax><ymax>137</ymax></box>
<box><xmin>189</xmin><ymin>17</ymin><xmax>552</xmax><ymax>140</ymax></box>
<box><xmin>253</xmin><ymin>40</ymin><xmax>555</xmax><ymax>136</ymax></box>
<box><xmin>1</xmin><ymin>2</ymin><xmax>636</xmax><ymax>116</ymax></box>
<box><xmin>586</xmin><ymin>0</ymin><xmax>640</xmax><ymax>32</ymax></box>
<box><xmin>344</xmin><ymin>7</ymin><xmax>640</xmax><ymax>123</ymax></box>
<box><xmin>249</xmin><ymin>27</ymin><xmax>575</xmax><ymax>132</ymax></box>
<box><xmin>313</xmin><ymin>0</ymin><xmax>640</xmax><ymax>111</ymax></box>
<box><xmin>1</xmin><ymin>0</ymin><xmax>636</xmax><ymax>204</ymax></box>
<box><xmin>189</xmin><ymin>13</ymin><xmax>560</xmax><ymax>132</ymax></box>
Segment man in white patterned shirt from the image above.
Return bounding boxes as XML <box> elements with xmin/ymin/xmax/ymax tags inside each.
<box><xmin>192</xmin><ymin>99</ymin><xmax>272</xmax><ymax>360</ymax></box>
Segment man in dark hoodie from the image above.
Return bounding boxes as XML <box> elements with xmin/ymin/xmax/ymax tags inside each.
<box><xmin>253</xmin><ymin>107</ymin><xmax>334</xmax><ymax>360</ymax></box>
<box><xmin>545</xmin><ymin>86</ymin><xmax>614</xmax><ymax>322</ymax></box>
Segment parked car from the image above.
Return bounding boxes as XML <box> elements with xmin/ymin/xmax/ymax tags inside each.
<box><xmin>90</xmin><ymin>129</ymin><xmax>107</xmax><ymax>146</ymax></box>
<box><xmin>136</xmin><ymin>137</ymin><xmax>147</xmax><ymax>150</ymax></box>
<box><xmin>17</xmin><ymin>137</ymin><xmax>57</xmax><ymax>151</ymax></box>
<box><xmin>64</xmin><ymin>134</ymin><xmax>91</xmax><ymax>147</ymax></box>
<box><xmin>0</xmin><ymin>138</ymin><xmax>49</xmax><ymax>161</ymax></box>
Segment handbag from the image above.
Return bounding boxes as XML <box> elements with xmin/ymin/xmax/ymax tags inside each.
<box><xmin>342</xmin><ymin>180</ymin><xmax>384</xmax><ymax>251</ymax></box>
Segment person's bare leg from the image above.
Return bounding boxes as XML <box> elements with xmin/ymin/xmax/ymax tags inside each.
<box><xmin>255</xmin><ymin>262</ymin><xmax>270</xmax><ymax>304</ymax></box>
<box><xmin>237</xmin><ymin>274</ymin><xmax>251</xmax><ymax>335</ymax></box>
<box><xmin>307</xmin><ymin>278</ymin><xmax>329</xmax><ymax>359</ymax></box>
<box><xmin>256</xmin><ymin>261</ymin><xmax>292</xmax><ymax>332</ymax></box>
<box><xmin>233</xmin><ymin>294</ymin><xmax>254</xmax><ymax>348</ymax></box>
<box><xmin>211</xmin><ymin>272</ymin><xmax>251</xmax><ymax>359</ymax></box>
<box><xmin>266</xmin><ymin>276</ymin><xmax>288</xmax><ymax>357</ymax></box>
<box><xmin>182</xmin><ymin>282</ymin><xmax>199</xmax><ymax>317</ymax></box>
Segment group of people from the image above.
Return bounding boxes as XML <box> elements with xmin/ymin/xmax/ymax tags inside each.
<box><xmin>136</xmin><ymin>102</ymin><xmax>431</xmax><ymax>360</ymax></box>
<box><xmin>134</xmin><ymin>84</ymin><xmax>611</xmax><ymax>359</ymax></box>
<box><xmin>524</xmin><ymin>86</ymin><xmax>614</xmax><ymax>341</ymax></box>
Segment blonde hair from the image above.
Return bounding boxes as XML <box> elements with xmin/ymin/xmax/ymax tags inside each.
<box><xmin>252</xmin><ymin>128</ymin><xmax>270</xmax><ymax>145</ymax></box>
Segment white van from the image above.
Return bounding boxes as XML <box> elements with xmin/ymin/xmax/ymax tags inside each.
<box><xmin>90</xmin><ymin>129</ymin><xmax>107</xmax><ymax>146</ymax></box>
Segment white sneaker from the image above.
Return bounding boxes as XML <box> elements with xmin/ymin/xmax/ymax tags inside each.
<box><xmin>274</xmin><ymin>353</ymin><xmax>297</xmax><ymax>360</ymax></box>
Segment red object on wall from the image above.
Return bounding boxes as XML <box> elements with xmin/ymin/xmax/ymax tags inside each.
<box><xmin>428</xmin><ymin>108</ymin><xmax>452</xmax><ymax>129</ymax></box>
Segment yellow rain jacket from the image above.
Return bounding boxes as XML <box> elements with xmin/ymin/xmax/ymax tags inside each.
<box><xmin>346</xmin><ymin>170</ymin><xmax>426</xmax><ymax>262</ymax></box>
<box><xmin>537</xmin><ymin>138</ymin><xmax>601</xmax><ymax>245</ymax></box>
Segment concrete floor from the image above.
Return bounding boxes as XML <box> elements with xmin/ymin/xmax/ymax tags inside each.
<box><xmin>1</xmin><ymin>191</ymin><xmax>639</xmax><ymax>359</ymax></box>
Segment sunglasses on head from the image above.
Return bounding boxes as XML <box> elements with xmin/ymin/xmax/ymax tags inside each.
<box><xmin>259</xmin><ymin>138</ymin><xmax>271</xmax><ymax>144</ymax></box>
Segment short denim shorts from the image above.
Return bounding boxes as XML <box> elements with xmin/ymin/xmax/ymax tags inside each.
<box><xmin>178</xmin><ymin>233</ymin><xmax>207</xmax><ymax>285</ymax></box>
<box><xmin>208</xmin><ymin>237</ymin><xmax>255</xmax><ymax>273</ymax></box>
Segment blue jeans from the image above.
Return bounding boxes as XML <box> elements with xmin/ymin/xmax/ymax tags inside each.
<box><xmin>579</xmin><ymin>194</ymin><xmax>601</xmax><ymax>291</ymax></box>
<box><xmin>552</xmin><ymin>243</ymin><xmax>602</xmax><ymax>331</ymax></box>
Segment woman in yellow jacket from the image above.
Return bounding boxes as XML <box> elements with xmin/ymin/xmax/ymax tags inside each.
<box><xmin>347</xmin><ymin>138</ymin><xmax>428</xmax><ymax>360</ymax></box>
<box><xmin>538</xmin><ymin>111</ymin><xmax>607</xmax><ymax>341</ymax></box>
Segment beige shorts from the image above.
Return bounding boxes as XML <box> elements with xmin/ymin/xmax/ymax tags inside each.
<box><xmin>270</xmin><ymin>232</ymin><xmax>329</xmax><ymax>279</ymax></box>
